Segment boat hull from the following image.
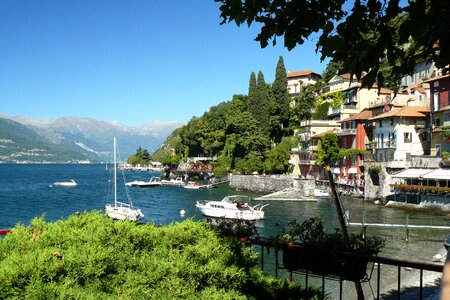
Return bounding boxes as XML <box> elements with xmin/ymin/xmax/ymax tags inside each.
<box><xmin>196</xmin><ymin>205</ymin><xmax>265</xmax><ymax>220</ymax></box>
<box><xmin>105</xmin><ymin>204</ymin><xmax>144</xmax><ymax>221</ymax></box>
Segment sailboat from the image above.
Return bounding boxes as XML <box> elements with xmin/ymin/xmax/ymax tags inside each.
<box><xmin>105</xmin><ymin>137</ymin><xmax>144</xmax><ymax>221</ymax></box>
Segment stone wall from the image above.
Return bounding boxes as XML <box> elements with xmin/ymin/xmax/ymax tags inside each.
<box><xmin>229</xmin><ymin>175</ymin><xmax>293</xmax><ymax>193</ymax></box>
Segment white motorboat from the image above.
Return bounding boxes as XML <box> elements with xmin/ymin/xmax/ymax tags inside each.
<box><xmin>105</xmin><ymin>138</ymin><xmax>144</xmax><ymax>221</ymax></box>
<box><xmin>314</xmin><ymin>188</ymin><xmax>330</xmax><ymax>199</ymax></box>
<box><xmin>195</xmin><ymin>195</ymin><xmax>268</xmax><ymax>220</ymax></box>
<box><xmin>161</xmin><ymin>177</ymin><xmax>185</xmax><ymax>187</ymax></box>
<box><xmin>126</xmin><ymin>176</ymin><xmax>161</xmax><ymax>188</ymax></box>
<box><xmin>53</xmin><ymin>180</ymin><xmax>77</xmax><ymax>187</ymax></box>
<box><xmin>183</xmin><ymin>181</ymin><xmax>209</xmax><ymax>190</ymax></box>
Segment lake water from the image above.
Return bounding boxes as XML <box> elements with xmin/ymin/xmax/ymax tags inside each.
<box><xmin>1</xmin><ymin>163</ymin><xmax>449</xmax><ymax>264</ymax></box>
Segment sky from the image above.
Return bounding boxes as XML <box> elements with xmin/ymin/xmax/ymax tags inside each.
<box><xmin>0</xmin><ymin>0</ymin><xmax>328</xmax><ymax>127</ymax></box>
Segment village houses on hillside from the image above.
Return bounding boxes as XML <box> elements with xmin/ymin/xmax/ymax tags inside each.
<box><xmin>288</xmin><ymin>60</ymin><xmax>450</xmax><ymax>204</ymax></box>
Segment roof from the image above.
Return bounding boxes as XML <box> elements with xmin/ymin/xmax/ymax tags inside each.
<box><xmin>422</xmin><ymin>168</ymin><xmax>450</xmax><ymax>180</ymax></box>
<box><xmin>310</xmin><ymin>128</ymin><xmax>338</xmax><ymax>139</ymax></box>
<box><xmin>423</xmin><ymin>73</ymin><xmax>450</xmax><ymax>83</ymax></box>
<box><xmin>392</xmin><ymin>168</ymin><xmax>450</xmax><ymax>180</ymax></box>
<box><xmin>370</xmin><ymin>106</ymin><xmax>429</xmax><ymax>120</ymax></box>
<box><xmin>399</xmin><ymin>83</ymin><xmax>428</xmax><ymax>94</ymax></box>
<box><xmin>287</xmin><ymin>70</ymin><xmax>321</xmax><ymax>78</ymax></box>
<box><xmin>391</xmin><ymin>168</ymin><xmax>434</xmax><ymax>178</ymax></box>
<box><xmin>340</xmin><ymin>109</ymin><xmax>372</xmax><ymax>122</ymax></box>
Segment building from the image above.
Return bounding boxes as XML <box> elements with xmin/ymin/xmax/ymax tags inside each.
<box><xmin>287</xmin><ymin>70</ymin><xmax>322</xmax><ymax>96</ymax></box>
<box><xmin>323</xmin><ymin>74</ymin><xmax>393</xmax><ymax>121</ymax></box>
<box><xmin>369</xmin><ymin>106</ymin><xmax>430</xmax><ymax>162</ymax></box>
<box><xmin>337</xmin><ymin>109</ymin><xmax>373</xmax><ymax>180</ymax></box>
<box><xmin>424</xmin><ymin>74</ymin><xmax>450</xmax><ymax>155</ymax></box>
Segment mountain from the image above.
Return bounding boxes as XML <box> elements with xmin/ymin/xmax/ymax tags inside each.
<box><xmin>0</xmin><ymin>118</ymin><xmax>90</xmax><ymax>163</ymax></box>
<box><xmin>0</xmin><ymin>115</ymin><xmax>183</xmax><ymax>162</ymax></box>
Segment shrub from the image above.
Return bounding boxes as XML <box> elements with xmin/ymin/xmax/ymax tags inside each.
<box><xmin>0</xmin><ymin>212</ymin><xmax>321</xmax><ymax>299</ymax></box>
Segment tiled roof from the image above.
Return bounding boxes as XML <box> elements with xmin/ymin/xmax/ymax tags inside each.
<box><xmin>310</xmin><ymin>128</ymin><xmax>338</xmax><ymax>139</ymax></box>
<box><xmin>287</xmin><ymin>70</ymin><xmax>321</xmax><ymax>78</ymax></box>
<box><xmin>340</xmin><ymin>109</ymin><xmax>372</xmax><ymax>122</ymax></box>
<box><xmin>370</xmin><ymin>106</ymin><xmax>429</xmax><ymax>120</ymax></box>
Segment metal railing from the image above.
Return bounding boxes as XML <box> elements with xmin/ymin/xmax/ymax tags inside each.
<box><xmin>246</xmin><ymin>239</ymin><xmax>443</xmax><ymax>300</ymax></box>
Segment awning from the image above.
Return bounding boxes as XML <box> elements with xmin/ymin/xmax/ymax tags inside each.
<box><xmin>347</xmin><ymin>167</ymin><xmax>358</xmax><ymax>174</ymax></box>
<box><xmin>332</xmin><ymin>167</ymin><xmax>341</xmax><ymax>174</ymax></box>
<box><xmin>391</xmin><ymin>168</ymin><xmax>434</xmax><ymax>178</ymax></box>
<box><xmin>421</xmin><ymin>169</ymin><xmax>450</xmax><ymax>180</ymax></box>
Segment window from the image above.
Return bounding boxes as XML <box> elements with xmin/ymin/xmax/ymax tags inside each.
<box><xmin>434</xmin><ymin>118</ymin><xmax>441</xmax><ymax>127</ymax></box>
<box><xmin>390</xmin><ymin>118</ymin><xmax>394</xmax><ymax>126</ymax></box>
<box><xmin>404</xmin><ymin>132</ymin><xmax>412</xmax><ymax>143</ymax></box>
<box><xmin>434</xmin><ymin>92</ymin><xmax>440</xmax><ymax>111</ymax></box>
<box><xmin>379</xmin><ymin>120</ymin><xmax>383</xmax><ymax>128</ymax></box>
<box><xmin>436</xmin><ymin>144</ymin><xmax>441</xmax><ymax>157</ymax></box>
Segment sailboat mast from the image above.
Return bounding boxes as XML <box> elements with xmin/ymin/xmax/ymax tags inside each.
<box><xmin>114</xmin><ymin>137</ymin><xmax>117</xmax><ymax>207</ymax></box>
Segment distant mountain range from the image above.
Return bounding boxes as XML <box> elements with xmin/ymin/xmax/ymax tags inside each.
<box><xmin>0</xmin><ymin>114</ymin><xmax>182</xmax><ymax>163</ymax></box>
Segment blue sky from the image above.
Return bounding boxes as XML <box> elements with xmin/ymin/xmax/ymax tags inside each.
<box><xmin>0</xmin><ymin>1</ymin><xmax>328</xmax><ymax>126</ymax></box>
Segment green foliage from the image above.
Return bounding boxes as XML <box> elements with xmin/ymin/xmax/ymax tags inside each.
<box><xmin>265</xmin><ymin>137</ymin><xmax>296</xmax><ymax>174</ymax></box>
<box><xmin>440</xmin><ymin>126</ymin><xmax>450</xmax><ymax>138</ymax></box>
<box><xmin>0</xmin><ymin>212</ymin><xmax>320</xmax><ymax>299</ymax></box>
<box><xmin>212</xmin><ymin>155</ymin><xmax>232</xmax><ymax>178</ymax></box>
<box><xmin>339</xmin><ymin>148</ymin><xmax>366</xmax><ymax>158</ymax></box>
<box><xmin>315</xmin><ymin>133</ymin><xmax>341</xmax><ymax>167</ymax></box>
<box><xmin>321</xmin><ymin>60</ymin><xmax>344</xmax><ymax>83</ymax></box>
<box><xmin>291</xmin><ymin>83</ymin><xmax>321</xmax><ymax>125</ymax></box>
<box><xmin>442</xmin><ymin>152</ymin><xmax>450</xmax><ymax>159</ymax></box>
<box><xmin>273</xmin><ymin>217</ymin><xmax>385</xmax><ymax>255</ymax></box>
<box><xmin>235</xmin><ymin>153</ymin><xmax>264</xmax><ymax>174</ymax></box>
<box><xmin>127</xmin><ymin>146</ymin><xmax>151</xmax><ymax>165</ymax></box>
<box><xmin>216</xmin><ymin>0</ymin><xmax>450</xmax><ymax>88</ymax></box>
<box><xmin>272</xmin><ymin>56</ymin><xmax>290</xmax><ymax>129</ymax></box>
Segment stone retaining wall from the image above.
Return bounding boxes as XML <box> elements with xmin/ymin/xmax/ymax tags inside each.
<box><xmin>229</xmin><ymin>175</ymin><xmax>293</xmax><ymax>193</ymax></box>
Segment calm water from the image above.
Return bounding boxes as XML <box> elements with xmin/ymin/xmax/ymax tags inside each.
<box><xmin>1</xmin><ymin>164</ymin><xmax>449</xmax><ymax>263</ymax></box>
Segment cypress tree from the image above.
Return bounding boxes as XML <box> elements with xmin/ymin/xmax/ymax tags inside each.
<box><xmin>247</xmin><ymin>72</ymin><xmax>258</xmax><ymax>118</ymax></box>
<box><xmin>255</xmin><ymin>71</ymin><xmax>270</xmax><ymax>135</ymax></box>
<box><xmin>272</xmin><ymin>56</ymin><xmax>290</xmax><ymax>128</ymax></box>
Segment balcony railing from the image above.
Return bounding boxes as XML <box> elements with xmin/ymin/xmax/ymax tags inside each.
<box><xmin>337</xmin><ymin>128</ymin><xmax>357</xmax><ymax>136</ymax></box>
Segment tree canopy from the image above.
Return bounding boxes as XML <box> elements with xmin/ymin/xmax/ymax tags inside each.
<box><xmin>216</xmin><ymin>0</ymin><xmax>450</xmax><ymax>88</ymax></box>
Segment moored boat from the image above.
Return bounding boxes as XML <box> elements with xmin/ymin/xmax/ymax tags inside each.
<box><xmin>195</xmin><ymin>195</ymin><xmax>268</xmax><ymax>220</ymax></box>
<box><xmin>183</xmin><ymin>181</ymin><xmax>209</xmax><ymax>190</ymax></box>
<box><xmin>53</xmin><ymin>180</ymin><xmax>77</xmax><ymax>187</ymax></box>
<box><xmin>126</xmin><ymin>176</ymin><xmax>162</xmax><ymax>188</ymax></box>
<box><xmin>105</xmin><ymin>138</ymin><xmax>144</xmax><ymax>221</ymax></box>
<box><xmin>161</xmin><ymin>177</ymin><xmax>185</xmax><ymax>187</ymax></box>
<box><xmin>314</xmin><ymin>188</ymin><xmax>330</xmax><ymax>199</ymax></box>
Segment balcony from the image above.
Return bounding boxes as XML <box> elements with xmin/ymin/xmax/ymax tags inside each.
<box><xmin>375</xmin><ymin>140</ymin><xmax>396</xmax><ymax>149</ymax></box>
<box><xmin>337</xmin><ymin>128</ymin><xmax>357</xmax><ymax>136</ymax></box>
<box><xmin>299</xmin><ymin>159</ymin><xmax>316</xmax><ymax>165</ymax></box>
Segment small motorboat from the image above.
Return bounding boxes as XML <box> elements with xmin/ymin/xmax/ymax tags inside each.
<box><xmin>183</xmin><ymin>181</ymin><xmax>209</xmax><ymax>190</ymax></box>
<box><xmin>126</xmin><ymin>176</ymin><xmax>161</xmax><ymax>188</ymax></box>
<box><xmin>314</xmin><ymin>188</ymin><xmax>330</xmax><ymax>199</ymax></box>
<box><xmin>196</xmin><ymin>195</ymin><xmax>268</xmax><ymax>220</ymax></box>
<box><xmin>53</xmin><ymin>180</ymin><xmax>77</xmax><ymax>187</ymax></box>
<box><xmin>161</xmin><ymin>177</ymin><xmax>185</xmax><ymax>187</ymax></box>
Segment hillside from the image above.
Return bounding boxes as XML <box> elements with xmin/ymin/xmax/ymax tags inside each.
<box><xmin>0</xmin><ymin>115</ymin><xmax>183</xmax><ymax>162</ymax></box>
<box><xmin>0</xmin><ymin>118</ymin><xmax>90</xmax><ymax>163</ymax></box>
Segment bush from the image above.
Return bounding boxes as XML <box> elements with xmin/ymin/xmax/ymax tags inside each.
<box><xmin>0</xmin><ymin>212</ymin><xmax>321</xmax><ymax>299</ymax></box>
